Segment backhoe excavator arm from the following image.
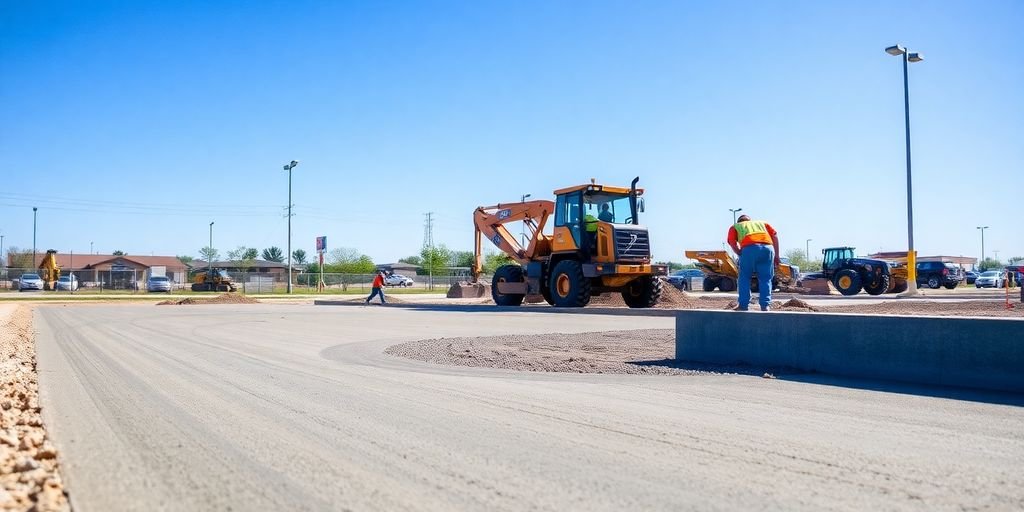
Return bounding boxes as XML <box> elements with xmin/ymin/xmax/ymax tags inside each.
<box><xmin>472</xmin><ymin>200</ymin><xmax>555</xmax><ymax>282</ymax></box>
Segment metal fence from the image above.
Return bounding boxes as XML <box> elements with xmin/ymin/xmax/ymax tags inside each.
<box><xmin>1</xmin><ymin>267</ymin><xmax>476</xmax><ymax>293</ymax></box>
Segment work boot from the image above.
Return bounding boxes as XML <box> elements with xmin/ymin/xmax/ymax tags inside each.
<box><xmin>761</xmin><ymin>306</ymin><xmax>771</xmax><ymax>312</ymax></box>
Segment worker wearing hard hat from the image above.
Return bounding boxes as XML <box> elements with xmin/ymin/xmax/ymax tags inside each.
<box><xmin>727</xmin><ymin>214</ymin><xmax>781</xmax><ymax>311</ymax></box>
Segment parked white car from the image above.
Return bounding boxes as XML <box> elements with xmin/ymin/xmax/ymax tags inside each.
<box><xmin>384</xmin><ymin>274</ymin><xmax>414</xmax><ymax>287</ymax></box>
<box><xmin>18</xmin><ymin>273</ymin><xmax>44</xmax><ymax>291</ymax></box>
<box><xmin>975</xmin><ymin>270</ymin><xmax>1006</xmax><ymax>288</ymax></box>
<box><xmin>56</xmin><ymin>275</ymin><xmax>79</xmax><ymax>291</ymax></box>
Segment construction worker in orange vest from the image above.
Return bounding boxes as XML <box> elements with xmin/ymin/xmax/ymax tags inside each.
<box><xmin>727</xmin><ymin>214</ymin><xmax>781</xmax><ymax>311</ymax></box>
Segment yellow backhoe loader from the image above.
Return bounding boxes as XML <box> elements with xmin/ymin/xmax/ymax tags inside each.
<box><xmin>472</xmin><ymin>177</ymin><xmax>666</xmax><ymax>307</ymax></box>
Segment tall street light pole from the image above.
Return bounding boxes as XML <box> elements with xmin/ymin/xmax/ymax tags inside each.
<box><xmin>32</xmin><ymin>207</ymin><xmax>38</xmax><ymax>268</ymax></box>
<box><xmin>976</xmin><ymin>226</ymin><xmax>988</xmax><ymax>268</ymax></box>
<box><xmin>520</xmin><ymin>193</ymin><xmax>531</xmax><ymax>247</ymax></box>
<box><xmin>886</xmin><ymin>44</ymin><xmax>923</xmax><ymax>295</ymax></box>
<box><xmin>209</xmin><ymin>222</ymin><xmax>214</xmax><ymax>276</ymax></box>
<box><xmin>729</xmin><ymin>208</ymin><xmax>743</xmax><ymax>224</ymax></box>
<box><xmin>806</xmin><ymin>238</ymin><xmax>812</xmax><ymax>260</ymax></box>
<box><xmin>283</xmin><ymin>160</ymin><xmax>300</xmax><ymax>294</ymax></box>
<box><xmin>90</xmin><ymin>241</ymin><xmax>94</xmax><ymax>255</ymax></box>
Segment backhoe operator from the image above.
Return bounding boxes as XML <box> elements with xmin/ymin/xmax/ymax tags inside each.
<box><xmin>727</xmin><ymin>214</ymin><xmax>780</xmax><ymax>311</ymax></box>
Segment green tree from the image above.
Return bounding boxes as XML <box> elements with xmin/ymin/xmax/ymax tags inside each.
<box><xmin>483</xmin><ymin>251</ymin><xmax>515</xmax><ymax>274</ymax></box>
<box><xmin>1006</xmin><ymin>256</ymin><xmax>1022</xmax><ymax>265</ymax></box>
<box><xmin>655</xmin><ymin>260</ymin><xmax>689</xmax><ymax>272</ymax></box>
<box><xmin>262</xmin><ymin>246</ymin><xmax>284</xmax><ymax>262</ymax></box>
<box><xmin>177</xmin><ymin>255</ymin><xmax>194</xmax><ymax>266</ymax></box>
<box><xmin>113</xmin><ymin>250</ymin><xmax>125</xmax><ymax>256</ymax></box>
<box><xmin>227</xmin><ymin>246</ymin><xmax>259</xmax><ymax>272</ymax></box>
<box><xmin>451</xmin><ymin>250</ymin><xmax>475</xmax><ymax>269</ymax></box>
<box><xmin>5</xmin><ymin>247</ymin><xmax>33</xmax><ymax>269</ymax></box>
<box><xmin>398</xmin><ymin>255</ymin><xmax>422</xmax><ymax>266</ymax></box>
<box><xmin>979</xmin><ymin>257</ymin><xmax>1004</xmax><ymax>271</ymax></box>
<box><xmin>420</xmin><ymin>244</ymin><xmax>453</xmax><ymax>276</ymax></box>
<box><xmin>327</xmin><ymin>247</ymin><xmax>376</xmax><ymax>273</ymax></box>
<box><xmin>292</xmin><ymin>249</ymin><xmax>308</xmax><ymax>265</ymax></box>
<box><xmin>783</xmin><ymin>248</ymin><xmax>821</xmax><ymax>272</ymax></box>
<box><xmin>198</xmin><ymin>246</ymin><xmax>219</xmax><ymax>263</ymax></box>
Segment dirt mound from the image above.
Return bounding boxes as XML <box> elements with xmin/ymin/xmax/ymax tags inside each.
<box><xmin>779</xmin><ymin>298</ymin><xmax>819</xmax><ymax>311</ymax></box>
<box><xmin>157</xmin><ymin>294</ymin><xmax>260</xmax><ymax>306</ymax></box>
<box><xmin>655</xmin><ymin>285</ymin><xmax>695</xmax><ymax>308</ymax></box>
<box><xmin>447</xmin><ymin>282</ymin><xmax>490</xmax><ymax>299</ymax></box>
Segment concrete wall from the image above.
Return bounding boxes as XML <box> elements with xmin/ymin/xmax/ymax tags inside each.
<box><xmin>675</xmin><ymin>310</ymin><xmax>1024</xmax><ymax>393</ymax></box>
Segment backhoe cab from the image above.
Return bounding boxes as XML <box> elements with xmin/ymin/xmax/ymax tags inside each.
<box><xmin>473</xmin><ymin>177</ymin><xmax>666</xmax><ymax>308</ymax></box>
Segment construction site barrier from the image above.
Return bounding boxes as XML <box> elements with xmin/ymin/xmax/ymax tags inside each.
<box><xmin>675</xmin><ymin>310</ymin><xmax>1024</xmax><ymax>393</ymax></box>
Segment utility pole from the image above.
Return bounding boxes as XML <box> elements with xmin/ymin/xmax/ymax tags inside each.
<box><xmin>423</xmin><ymin>212</ymin><xmax>434</xmax><ymax>290</ymax></box>
<box><xmin>90</xmin><ymin>241</ymin><xmax>94</xmax><ymax>255</ymax></box>
<box><xmin>283</xmin><ymin>160</ymin><xmax>299</xmax><ymax>294</ymax></box>
<box><xmin>977</xmin><ymin>226</ymin><xmax>989</xmax><ymax>268</ymax></box>
<box><xmin>806</xmin><ymin>238</ymin><xmax>812</xmax><ymax>261</ymax></box>
<box><xmin>32</xmin><ymin>207</ymin><xmax>38</xmax><ymax>268</ymax></box>
<box><xmin>209</xmin><ymin>222</ymin><xmax>215</xmax><ymax>276</ymax></box>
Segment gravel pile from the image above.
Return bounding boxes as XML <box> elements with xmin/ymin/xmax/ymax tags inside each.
<box><xmin>157</xmin><ymin>293</ymin><xmax>260</xmax><ymax>305</ymax></box>
<box><xmin>0</xmin><ymin>306</ymin><xmax>69</xmax><ymax>512</ymax></box>
<box><xmin>386</xmin><ymin>329</ymin><xmax>716</xmax><ymax>375</ymax></box>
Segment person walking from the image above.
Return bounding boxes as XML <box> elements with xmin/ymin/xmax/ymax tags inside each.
<box><xmin>727</xmin><ymin>214</ymin><xmax>780</xmax><ymax>311</ymax></box>
<box><xmin>365</xmin><ymin>271</ymin><xmax>387</xmax><ymax>305</ymax></box>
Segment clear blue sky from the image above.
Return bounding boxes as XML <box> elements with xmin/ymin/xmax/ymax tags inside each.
<box><xmin>2</xmin><ymin>1</ymin><xmax>1021</xmax><ymax>265</ymax></box>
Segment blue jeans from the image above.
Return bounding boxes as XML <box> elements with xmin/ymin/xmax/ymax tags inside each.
<box><xmin>738</xmin><ymin>244</ymin><xmax>775</xmax><ymax>310</ymax></box>
<box><xmin>366</xmin><ymin>287</ymin><xmax>386</xmax><ymax>304</ymax></box>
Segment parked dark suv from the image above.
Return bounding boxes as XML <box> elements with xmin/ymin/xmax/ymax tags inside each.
<box><xmin>915</xmin><ymin>261</ymin><xmax>963</xmax><ymax>289</ymax></box>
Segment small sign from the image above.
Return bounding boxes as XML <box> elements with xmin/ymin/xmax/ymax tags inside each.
<box><xmin>497</xmin><ymin>209</ymin><xmax>512</xmax><ymax>220</ymax></box>
<box><xmin>316</xmin><ymin>236</ymin><xmax>327</xmax><ymax>253</ymax></box>
<box><xmin>491</xmin><ymin>234</ymin><xmax>503</xmax><ymax>247</ymax></box>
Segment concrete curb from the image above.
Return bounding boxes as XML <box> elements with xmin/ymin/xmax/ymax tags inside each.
<box><xmin>675</xmin><ymin>310</ymin><xmax>1024</xmax><ymax>393</ymax></box>
<box><xmin>313</xmin><ymin>300</ymin><xmax>681</xmax><ymax>317</ymax></box>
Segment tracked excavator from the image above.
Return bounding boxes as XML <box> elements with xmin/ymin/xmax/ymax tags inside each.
<box><xmin>472</xmin><ymin>177</ymin><xmax>666</xmax><ymax>308</ymax></box>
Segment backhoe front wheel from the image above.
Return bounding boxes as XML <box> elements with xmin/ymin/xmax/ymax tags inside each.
<box><xmin>862</xmin><ymin>273</ymin><xmax>890</xmax><ymax>296</ymax></box>
<box><xmin>549</xmin><ymin>260</ymin><xmax>591</xmax><ymax>307</ymax></box>
<box><xmin>622</xmin><ymin>276</ymin><xmax>662</xmax><ymax>308</ymax></box>
<box><xmin>492</xmin><ymin>265</ymin><xmax>526</xmax><ymax>306</ymax></box>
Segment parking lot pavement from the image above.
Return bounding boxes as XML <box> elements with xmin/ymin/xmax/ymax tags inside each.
<box><xmin>35</xmin><ymin>304</ymin><xmax>1024</xmax><ymax>511</ymax></box>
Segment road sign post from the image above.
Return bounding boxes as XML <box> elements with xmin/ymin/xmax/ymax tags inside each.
<box><xmin>316</xmin><ymin>236</ymin><xmax>327</xmax><ymax>292</ymax></box>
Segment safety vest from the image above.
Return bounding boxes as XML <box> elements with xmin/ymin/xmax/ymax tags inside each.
<box><xmin>734</xmin><ymin>220</ymin><xmax>770</xmax><ymax>245</ymax></box>
<box><xmin>585</xmin><ymin>214</ymin><xmax>598</xmax><ymax>232</ymax></box>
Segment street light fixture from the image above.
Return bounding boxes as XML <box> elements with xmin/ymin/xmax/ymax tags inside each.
<box><xmin>283</xmin><ymin>160</ymin><xmax>300</xmax><ymax>294</ymax></box>
<box><xmin>729</xmin><ymin>208</ymin><xmax>743</xmax><ymax>224</ymax></box>
<box><xmin>520</xmin><ymin>193</ymin><xmax>531</xmax><ymax>247</ymax></box>
<box><xmin>976</xmin><ymin>226</ymin><xmax>989</xmax><ymax>269</ymax></box>
<box><xmin>886</xmin><ymin>43</ymin><xmax>924</xmax><ymax>295</ymax></box>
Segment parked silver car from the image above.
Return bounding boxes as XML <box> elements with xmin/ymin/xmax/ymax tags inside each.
<box><xmin>18</xmin><ymin>273</ymin><xmax>43</xmax><ymax>291</ymax></box>
<box><xmin>56</xmin><ymin>275</ymin><xmax>79</xmax><ymax>291</ymax></box>
<box><xmin>146</xmin><ymin>275</ymin><xmax>173</xmax><ymax>292</ymax></box>
<box><xmin>975</xmin><ymin>271</ymin><xmax>1006</xmax><ymax>288</ymax></box>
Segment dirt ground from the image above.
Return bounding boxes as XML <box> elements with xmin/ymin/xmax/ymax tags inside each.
<box><xmin>386</xmin><ymin>329</ymin><xmax>700</xmax><ymax>375</ymax></box>
<box><xmin>0</xmin><ymin>306</ymin><xmax>69</xmax><ymax>512</ymax></box>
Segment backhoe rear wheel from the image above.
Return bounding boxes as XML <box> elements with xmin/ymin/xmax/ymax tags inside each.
<box><xmin>621</xmin><ymin>276</ymin><xmax>662</xmax><ymax>308</ymax></box>
<box><xmin>833</xmin><ymin>269</ymin><xmax>863</xmax><ymax>296</ymax></box>
<box><xmin>702</xmin><ymin>277</ymin><xmax>719</xmax><ymax>292</ymax></box>
<box><xmin>718</xmin><ymin>277</ymin><xmax>736</xmax><ymax>293</ymax></box>
<box><xmin>862</xmin><ymin>272</ymin><xmax>890</xmax><ymax>296</ymax></box>
<box><xmin>492</xmin><ymin>265</ymin><xmax>526</xmax><ymax>306</ymax></box>
<box><xmin>549</xmin><ymin>260</ymin><xmax>591</xmax><ymax>307</ymax></box>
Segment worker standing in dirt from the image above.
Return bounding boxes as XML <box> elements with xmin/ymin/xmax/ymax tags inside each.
<box><xmin>365</xmin><ymin>271</ymin><xmax>387</xmax><ymax>305</ymax></box>
<box><xmin>727</xmin><ymin>214</ymin><xmax>781</xmax><ymax>311</ymax></box>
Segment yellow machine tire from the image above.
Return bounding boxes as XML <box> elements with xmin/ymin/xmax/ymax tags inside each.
<box><xmin>548</xmin><ymin>260</ymin><xmax>591</xmax><ymax>307</ymax></box>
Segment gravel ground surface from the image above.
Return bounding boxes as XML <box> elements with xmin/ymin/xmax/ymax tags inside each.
<box><xmin>0</xmin><ymin>306</ymin><xmax>68</xmax><ymax>512</ymax></box>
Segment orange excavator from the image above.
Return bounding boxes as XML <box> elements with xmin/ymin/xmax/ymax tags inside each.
<box><xmin>472</xmin><ymin>177</ymin><xmax>666</xmax><ymax>307</ymax></box>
